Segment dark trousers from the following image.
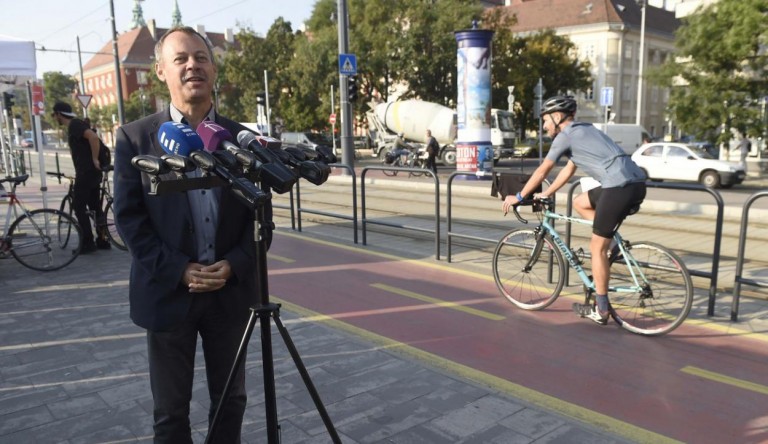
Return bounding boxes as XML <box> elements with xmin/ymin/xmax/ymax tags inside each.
<box><xmin>425</xmin><ymin>154</ymin><xmax>437</xmax><ymax>175</ymax></box>
<box><xmin>147</xmin><ymin>294</ymin><xmax>248</xmax><ymax>444</ymax></box>
<box><xmin>72</xmin><ymin>173</ymin><xmax>102</xmax><ymax>247</ymax></box>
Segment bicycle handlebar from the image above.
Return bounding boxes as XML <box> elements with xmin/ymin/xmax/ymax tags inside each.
<box><xmin>511</xmin><ymin>196</ymin><xmax>554</xmax><ymax>224</ymax></box>
<box><xmin>47</xmin><ymin>171</ymin><xmax>75</xmax><ymax>181</ymax></box>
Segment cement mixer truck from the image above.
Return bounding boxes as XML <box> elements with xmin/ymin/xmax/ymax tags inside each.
<box><xmin>366</xmin><ymin>100</ymin><xmax>516</xmax><ymax>166</ymax></box>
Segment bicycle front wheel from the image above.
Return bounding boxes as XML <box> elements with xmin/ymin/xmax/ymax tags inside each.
<box><xmin>9</xmin><ymin>209</ymin><xmax>82</xmax><ymax>271</ymax></box>
<box><xmin>104</xmin><ymin>200</ymin><xmax>127</xmax><ymax>251</ymax></box>
<box><xmin>493</xmin><ymin>229</ymin><xmax>565</xmax><ymax>310</ymax></box>
<box><xmin>58</xmin><ymin>195</ymin><xmax>74</xmax><ymax>247</ymax></box>
<box><xmin>609</xmin><ymin>241</ymin><xmax>693</xmax><ymax>336</ymax></box>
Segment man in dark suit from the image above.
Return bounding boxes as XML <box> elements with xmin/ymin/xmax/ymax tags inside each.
<box><xmin>114</xmin><ymin>26</ymin><xmax>265</xmax><ymax>443</ymax></box>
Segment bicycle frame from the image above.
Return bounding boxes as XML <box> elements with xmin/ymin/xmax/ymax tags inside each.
<box><xmin>536</xmin><ymin>209</ymin><xmax>648</xmax><ymax>294</ymax></box>
<box><xmin>1</xmin><ymin>185</ymin><xmax>24</xmax><ymax>238</ymax></box>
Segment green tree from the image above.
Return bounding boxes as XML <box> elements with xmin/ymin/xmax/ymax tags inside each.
<box><xmin>647</xmin><ymin>0</ymin><xmax>768</xmax><ymax>144</ymax></box>
<box><xmin>43</xmin><ymin>71</ymin><xmax>78</xmax><ymax>128</ymax></box>
<box><xmin>222</xmin><ymin>19</ymin><xmax>299</xmax><ymax>125</ymax></box>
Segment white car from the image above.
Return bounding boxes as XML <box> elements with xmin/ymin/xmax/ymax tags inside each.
<box><xmin>631</xmin><ymin>142</ymin><xmax>746</xmax><ymax>188</ymax></box>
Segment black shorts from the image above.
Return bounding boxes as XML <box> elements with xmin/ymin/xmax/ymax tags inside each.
<box><xmin>587</xmin><ymin>182</ymin><xmax>646</xmax><ymax>238</ymax></box>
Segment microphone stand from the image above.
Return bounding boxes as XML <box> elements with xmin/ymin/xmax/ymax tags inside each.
<box><xmin>203</xmin><ymin>184</ymin><xmax>341</xmax><ymax>444</ymax></box>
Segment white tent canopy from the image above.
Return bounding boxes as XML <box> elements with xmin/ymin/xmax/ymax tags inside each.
<box><xmin>0</xmin><ymin>35</ymin><xmax>36</xmax><ymax>87</ymax></box>
<box><xmin>0</xmin><ymin>35</ymin><xmax>47</xmax><ymax>209</ymax></box>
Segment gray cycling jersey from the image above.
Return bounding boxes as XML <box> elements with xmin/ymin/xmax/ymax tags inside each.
<box><xmin>546</xmin><ymin>121</ymin><xmax>646</xmax><ymax>188</ymax></box>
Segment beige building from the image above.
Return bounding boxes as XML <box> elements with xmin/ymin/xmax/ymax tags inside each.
<box><xmin>497</xmin><ymin>0</ymin><xmax>681</xmax><ymax>138</ymax></box>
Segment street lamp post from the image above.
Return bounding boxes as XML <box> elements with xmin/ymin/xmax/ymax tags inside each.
<box><xmin>635</xmin><ymin>0</ymin><xmax>647</xmax><ymax>126</ymax></box>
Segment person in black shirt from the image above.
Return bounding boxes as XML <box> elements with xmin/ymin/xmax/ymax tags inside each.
<box><xmin>425</xmin><ymin>129</ymin><xmax>439</xmax><ymax>175</ymax></box>
<box><xmin>52</xmin><ymin>101</ymin><xmax>109</xmax><ymax>253</ymax></box>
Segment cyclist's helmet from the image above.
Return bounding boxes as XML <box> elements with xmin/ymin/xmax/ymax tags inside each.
<box><xmin>540</xmin><ymin>95</ymin><xmax>577</xmax><ymax>117</ymax></box>
<box><xmin>397</xmin><ymin>132</ymin><xmax>404</xmax><ymax>137</ymax></box>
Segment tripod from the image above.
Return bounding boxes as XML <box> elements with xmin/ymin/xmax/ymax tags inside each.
<box><xmin>206</xmin><ymin>201</ymin><xmax>341</xmax><ymax>444</ymax></box>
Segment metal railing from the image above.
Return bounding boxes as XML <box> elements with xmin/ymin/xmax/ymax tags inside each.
<box><xmin>564</xmin><ymin>181</ymin><xmax>724</xmax><ymax>316</ymax></box>
<box><xmin>295</xmin><ymin>164</ymin><xmax>358</xmax><ymax>244</ymax></box>
<box><xmin>361</xmin><ymin>166</ymin><xmax>440</xmax><ymax>259</ymax></box>
<box><xmin>730</xmin><ymin>190</ymin><xmax>768</xmax><ymax>321</ymax></box>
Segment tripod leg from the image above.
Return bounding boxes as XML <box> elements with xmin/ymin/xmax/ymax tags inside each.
<box><xmin>205</xmin><ymin>308</ymin><xmax>259</xmax><ymax>444</ymax></box>
<box><xmin>258</xmin><ymin>305</ymin><xmax>281</xmax><ymax>444</ymax></box>
<box><xmin>272</xmin><ymin>309</ymin><xmax>341</xmax><ymax>444</ymax></box>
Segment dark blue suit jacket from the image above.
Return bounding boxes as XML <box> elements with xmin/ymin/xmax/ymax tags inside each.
<box><xmin>114</xmin><ymin>109</ymin><xmax>261</xmax><ymax>331</ymax></box>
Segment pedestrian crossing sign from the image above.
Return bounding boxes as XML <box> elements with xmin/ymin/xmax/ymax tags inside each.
<box><xmin>339</xmin><ymin>54</ymin><xmax>357</xmax><ymax>75</ymax></box>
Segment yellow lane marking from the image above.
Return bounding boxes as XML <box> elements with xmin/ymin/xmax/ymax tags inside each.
<box><xmin>268</xmin><ymin>253</ymin><xmax>295</xmax><ymax>263</ymax></box>
<box><xmin>370</xmin><ymin>283</ymin><xmax>505</xmax><ymax>321</ymax></box>
<box><xmin>274</xmin><ymin>297</ymin><xmax>682</xmax><ymax>444</ymax></box>
<box><xmin>275</xmin><ymin>230</ymin><xmax>768</xmax><ymax>342</ymax></box>
<box><xmin>0</xmin><ymin>303</ymin><xmax>128</xmax><ymax>316</ymax></box>
<box><xmin>0</xmin><ymin>333</ymin><xmax>145</xmax><ymax>352</ymax></box>
<box><xmin>15</xmin><ymin>280</ymin><xmax>129</xmax><ymax>294</ymax></box>
<box><xmin>681</xmin><ymin>366</ymin><xmax>768</xmax><ymax>396</ymax></box>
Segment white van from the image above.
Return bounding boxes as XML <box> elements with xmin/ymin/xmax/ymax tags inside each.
<box><xmin>592</xmin><ymin>123</ymin><xmax>650</xmax><ymax>155</ymax></box>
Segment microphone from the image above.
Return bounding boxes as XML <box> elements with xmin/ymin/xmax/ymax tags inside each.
<box><xmin>158</xmin><ymin>122</ymin><xmax>266</xmax><ymax>208</ymax></box>
<box><xmin>158</xmin><ymin>121</ymin><xmax>204</xmax><ymax>156</ymax></box>
<box><xmin>196</xmin><ymin>121</ymin><xmax>262</xmax><ymax>174</ymax></box>
<box><xmin>236</xmin><ymin>130</ymin><xmax>297</xmax><ymax>194</ymax></box>
<box><xmin>237</xmin><ymin>130</ymin><xmax>329</xmax><ymax>185</ymax></box>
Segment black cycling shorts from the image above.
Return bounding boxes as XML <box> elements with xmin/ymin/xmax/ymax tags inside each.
<box><xmin>587</xmin><ymin>182</ymin><xmax>646</xmax><ymax>238</ymax></box>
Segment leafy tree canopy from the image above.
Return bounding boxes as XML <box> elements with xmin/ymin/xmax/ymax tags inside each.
<box><xmin>647</xmin><ymin>0</ymin><xmax>768</xmax><ymax>143</ymax></box>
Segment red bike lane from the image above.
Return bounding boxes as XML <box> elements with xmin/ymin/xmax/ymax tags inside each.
<box><xmin>267</xmin><ymin>232</ymin><xmax>768</xmax><ymax>444</ymax></box>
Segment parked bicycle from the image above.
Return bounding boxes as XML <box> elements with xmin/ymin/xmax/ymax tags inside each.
<box><xmin>0</xmin><ymin>174</ymin><xmax>83</xmax><ymax>271</ymax></box>
<box><xmin>47</xmin><ymin>167</ymin><xmax>126</xmax><ymax>251</ymax></box>
<box><xmin>492</xmin><ymin>197</ymin><xmax>693</xmax><ymax>336</ymax></box>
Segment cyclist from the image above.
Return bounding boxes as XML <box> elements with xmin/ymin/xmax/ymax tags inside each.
<box><xmin>391</xmin><ymin>132</ymin><xmax>414</xmax><ymax>163</ymax></box>
<box><xmin>501</xmin><ymin>95</ymin><xmax>646</xmax><ymax>325</ymax></box>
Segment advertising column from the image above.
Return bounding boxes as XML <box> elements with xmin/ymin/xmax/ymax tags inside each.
<box><xmin>454</xmin><ymin>24</ymin><xmax>494</xmax><ymax>177</ymax></box>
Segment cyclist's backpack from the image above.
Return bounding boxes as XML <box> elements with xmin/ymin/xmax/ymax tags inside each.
<box><xmin>384</xmin><ymin>151</ymin><xmax>397</xmax><ymax>164</ymax></box>
<box><xmin>98</xmin><ymin>140</ymin><xmax>111</xmax><ymax>168</ymax></box>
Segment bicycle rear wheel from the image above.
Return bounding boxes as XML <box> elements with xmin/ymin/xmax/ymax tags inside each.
<box><xmin>608</xmin><ymin>241</ymin><xmax>693</xmax><ymax>336</ymax></box>
<box><xmin>382</xmin><ymin>159</ymin><xmax>398</xmax><ymax>176</ymax></box>
<box><xmin>104</xmin><ymin>200</ymin><xmax>127</xmax><ymax>251</ymax></box>
<box><xmin>58</xmin><ymin>195</ymin><xmax>74</xmax><ymax>247</ymax></box>
<box><xmin>493</xmin><ymin>228</ymin><xmax>565</xmax><ymax>310</ymax></box>
<box><xmin>9</xmin><ymin>209</ymin><xmax>82</xmax><ymax>271</ymax></box>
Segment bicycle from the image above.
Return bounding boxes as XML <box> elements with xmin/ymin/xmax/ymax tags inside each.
<box><xmin>381</xmin><ymin>147</ymin><xmax>429</xmax><ymax>177</ymax></box>
<box><xmin>492</xmin><ymin>197</ymin><xmax>693</xmax><ymax>336</ymax></box>
<box><xmin>47</xmin><ymin>167</ymin><xmax>127</xmax><ymax>251</ymax></box>
<box><xmin>0</xmin><ymin>174</ymin><xmax>83</xmax><ymax>271</ymax></box>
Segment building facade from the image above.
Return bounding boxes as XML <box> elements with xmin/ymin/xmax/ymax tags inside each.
<box><xmin>497</xmin><ymin>0</ymin><xmax>681</xmax><ymax>138</ymax></box>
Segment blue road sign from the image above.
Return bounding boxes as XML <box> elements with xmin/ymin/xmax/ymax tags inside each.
<box><xmin>600</xmin><ymin>87</ymin><xmax>614</xmax><ymax>107</ymax></box>
<box><xmin>339</xmin><ymin>54</ymin><xmax>357</xmax><ymax>75</ymax></box>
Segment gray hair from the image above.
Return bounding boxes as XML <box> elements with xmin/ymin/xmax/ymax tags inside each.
<box><xmin>154</xmin><ymin>26</ymin><xmax>214</xmax><ymax>64</ymax></box>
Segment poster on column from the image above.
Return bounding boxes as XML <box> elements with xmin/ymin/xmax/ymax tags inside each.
<box><xmin>456</xmin><ymin>46</ymin><xmax>492</xmax><ymax>173</ymax></box>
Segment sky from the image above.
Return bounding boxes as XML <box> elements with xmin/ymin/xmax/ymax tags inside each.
<box><xmin>1</xmin><ymin>0</ymin><xmax>320</xmax><ymax>78</ymax></box>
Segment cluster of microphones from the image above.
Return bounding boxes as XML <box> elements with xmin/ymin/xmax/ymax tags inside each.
<box><xmin>131</xmin><ymin>121</ymin><xmax>336</xmax><ymax>209</ymax></box>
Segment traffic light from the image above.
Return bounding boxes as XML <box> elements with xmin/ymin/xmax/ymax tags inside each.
<box><xmin>255</xmin><ymin>92</ymin><xmax>266</xmax><ymax>106</ymax></box>
<box><xmin>347</xmin><ymin>75</ymin><xmax>358</xmax><ymax>102</ymax></box>
<box><xmin>2</xmin><ymin>92</ymin><xmax>15</xmax><ymax>113</ymax></box>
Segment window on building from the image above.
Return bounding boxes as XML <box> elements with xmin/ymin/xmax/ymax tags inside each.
<box><xmin>109</xmin><ymin>92</ymin><xmax>115</xmax><ymax>104</ymax></box>
<box><xmin>137</xmin><ymin>70</ymin><xmax>148</xmax><ymax>86</ymax></box>
<box><xmin>107</xmin><ymin>74</ymin><xmax>112</xmax><ymax>87</ymax></box>
<box><xmin>87</xmin><ymin>79</ymin><xmax>92</xmax><ymax>91</ymax></box>
<box><xmin>651</xmin><ymin>86</ymin><xmax>659</xmax><ymax>103</ymax></box>
<box><xmin>623</xmin><ymin>84</ymin><xmax>631</xmax><ymax>101</ymax></box>
<box><xmin>584</xmin><ymin>44</ymin><xmax>596</xmax><ymax>61</ymax></box>
<box><xmin>100</xmin><ymin>76</ymin><xmax>105</xmax><ymax>89</ymax></box>
<box><xmin>624</xmin><ymin>42</ymin><xmax>633</xmax><ymax>60</ymax></box>
<box><xmin>584</xmin><ymin>84</ymin><xmax>594</xmax><ymax>101</ymax></box>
